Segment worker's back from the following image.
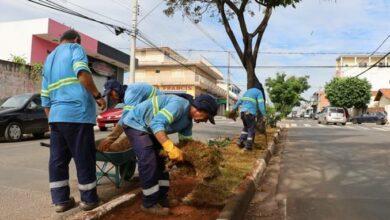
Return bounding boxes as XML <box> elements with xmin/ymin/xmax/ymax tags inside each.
<box><xmin>42</xmin><ymin>43</ymin><xmax>96</xmax><ymax>124</ymax></box>
<box><xmin>122</xmin><ymin>95</ymin><xmax>192</xmax><ymax>135</ymax></box>
<box><xmin>236</xmin><ymin>88</ymin><xmax>265</xmax><ymax>115</ymax></box>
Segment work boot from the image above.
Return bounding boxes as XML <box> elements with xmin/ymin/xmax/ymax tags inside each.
<box><xmin>54</xmin><ymin>197</ymin><xmax>76</xmax><ymax>213</ymax></box>
<box><xmin>159</xmin><ymin>197</ymin><xmax>179</xmax><ymax>208</ymax></box>
<box><xmin>80</xmin><ymin>200</ymin><xmax>101</xmax><ymax>211</ymax></box>
<box><xmin>141</xmin><ymin>204</ymin><xmax>170</xmax><ymax>216</ymax></box>
<box><xmin>236</xmin><ymin>140</ymin><xmax>245</xmax><ymax>148</ymax></box>
<box><xmin>243</xmin><ymin>147</ymin><xmax>253</xmax><ymax>152</ymax></box>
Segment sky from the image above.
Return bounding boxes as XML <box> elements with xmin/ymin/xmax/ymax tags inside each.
<box><xmin>0</xmin><ymin>0</ymin><xmax>389</xmax><ymax>99</ymax></box>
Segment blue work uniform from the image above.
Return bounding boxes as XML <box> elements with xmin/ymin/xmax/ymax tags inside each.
<box><xmin>122</xmin><ymin>95</ymin><xmax>193</xmax><ymax>208</ymax></box>
<box><xmin>41</xmin><ymin>43</ymin><xmax>98</xmax><ymax>205</ymax></box>
<box><xmin>119</xmin><ymin>83</ymin><xmax>162</xmax><ymax>125</ymax></box>
<box><xmin>232</xmin><ymin>88</ymin><xmax>266</xmax><ymax>149</ymax></box>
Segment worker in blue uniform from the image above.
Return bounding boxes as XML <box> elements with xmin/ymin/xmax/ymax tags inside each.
<box><xmin>102</xmin><ymin>79</ymin><xmax>162</xmax><ymax>123</ymax></box>
<box><xmin>231</xmin><ymin>85</ymin><xmax>266</xmax><ymax>151</ymax></box>
<box><xmin>122</xmin><ymin>94</ymin><xmax>218</xmax><ymax>215</ymax></box>
<box><xmin>41</xmin><ymin>30</ymin><xmax>106</xmax><ymax>212</ymax></box>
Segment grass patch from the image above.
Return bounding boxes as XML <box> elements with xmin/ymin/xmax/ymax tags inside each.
<box><xmin>176</xmin><ymin>128</ymin><xmax>276</xmax><ymax>207</ymax></box>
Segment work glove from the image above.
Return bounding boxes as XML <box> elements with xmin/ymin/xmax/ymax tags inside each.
<box><xmin>162</xmin><ymin>140</ymin><xmax>185</xmax><ymax>162</ymax></box>
<box><xmin>226</xmin><ymin>110</ymin><xmax>238</xmax><ymax>121</ymax></box>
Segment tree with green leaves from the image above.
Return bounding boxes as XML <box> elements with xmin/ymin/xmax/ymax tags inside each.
<box><xmin>163</xmin><ymin>0</ymin><xmax>301</xmax><ymax>89</ymax></box>
<box><xmin>265</xmin><ymin>72</ymin><xmax>310</xmax><ymax>117</ymax></box>
<box><xmin>325</xmin><ymin>77</ymin><xmax>371</xmax><ymax>109</ymax></box>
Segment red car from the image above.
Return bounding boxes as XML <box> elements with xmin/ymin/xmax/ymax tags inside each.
<box><xmin>97</xmin><ymin>103</ymin><xmax>124</xmax><ymax>131</ymax></box>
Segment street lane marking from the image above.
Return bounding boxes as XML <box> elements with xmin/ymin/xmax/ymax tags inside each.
<box><xmin>304</xmin><ymin>124</ymin><xmax>311</xmax><ymax>127</ymax></box>
<box><xmin>291</xmin><ymin>123</ymin><xmax>297</xmax><ymax>127</ymax></box>
<box><xmin>317</xmin><ymin>124</ymin><xmax>325</xmax><ymax>127</ymax></box>
<box><xmin>357</xmin><ymin>126</ymin><xmax>369</xmax><ymax>130</ymax></box>
<box><xmin>345</xmin><ymin>126</ymin><xmax>357</xmax><ymax>130</ymax></box>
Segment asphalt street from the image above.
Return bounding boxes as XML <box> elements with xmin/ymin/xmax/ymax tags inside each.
<box><xmin>277</xmin><ymin>119</ymin><xmax>390</xmax><ymax>220</ymax></box>
<box><xmin>0</xmin><ymin>117</ymin><xmax>241</xmax><ymax>220</ymax></box>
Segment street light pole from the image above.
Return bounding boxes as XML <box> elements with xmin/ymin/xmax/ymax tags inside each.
<box><xmin>226</xmin><ymin>51</ymin><xmax>231</xmax><ymax>111</ymax></box>
<box><xmin>129</xmin><ymin>0</ymin><xmax>138</xmax><ymax>83</ymax></box>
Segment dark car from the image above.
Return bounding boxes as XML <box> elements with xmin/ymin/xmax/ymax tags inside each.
<box><xmin>0</xmin><ymin>93</ymin><xmax>48</xmax><ymax>141</ymax></box>
<box><xmin>351</xmin><ymin>112</ymin><xmax>387</xmax><ymax>125</ymax></box>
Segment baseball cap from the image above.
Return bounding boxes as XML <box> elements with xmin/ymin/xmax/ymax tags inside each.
<box><xmin>193</xmin><ymin>94</ymin><xmax>219</xmax><ymax>124</ymax></box>
<box><xmin>103</xmin><ymin>79</ymin><xmax>122</xmax><ymax>97</ymax></box>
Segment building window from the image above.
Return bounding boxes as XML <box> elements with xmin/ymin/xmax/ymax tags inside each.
<box><xmin>155</xmin><ymin>69</ymin><xmax>160</xmax><ymax>73</ymax></box>
<box><xmin>358</xmin><ymin>62</ymin><xmax>367</xmax><ymax>67</ymax></box>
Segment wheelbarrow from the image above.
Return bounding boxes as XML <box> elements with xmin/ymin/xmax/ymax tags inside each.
<box><xmin>40</xmin><ymin>141</ymin><xmax>137</xmax><ymax>189</ymax></box>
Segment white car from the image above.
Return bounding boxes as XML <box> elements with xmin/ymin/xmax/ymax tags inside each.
<box><xmin>318</xmin><ymin>107</ymin><xmax>347</xmax><ymax>125</ymax></box>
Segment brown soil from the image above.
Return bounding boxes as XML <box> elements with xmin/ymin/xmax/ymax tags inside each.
<box><xmin>102</xmin><ymin>175</ymin><xmax>220</xmax><ymax>220</ymax></box>
<box><xmin>103</xmin><ymin>128</ymin><xmax>277</xmax><ymax>220</ymax></box>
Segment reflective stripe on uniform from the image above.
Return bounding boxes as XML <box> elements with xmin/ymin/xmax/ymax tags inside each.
<box><xmin>73</xmin><ymin>61</ymin><xmax>90</xmax><ymax>72</ymax></box>
<box><xmin>78</xmin><ymin>181</ymin><xmax>97</xmax><ymax>191</ymax></box>
<box><xmin>142</xmin><ymin>184</ymin><xmax>159</xmax><ymax>196</ymax></box>
<box><xmin>247</xmin><ymin>137</ymin><xmax>253</xmax><ymax>140</ymax></box>
<box><xmin>158</xmin><ymin>180</ymin><xmax>170</xmax><ymax>187</ymax></box>
<box><xmin>257</xmin><ymin>98</ymin><xmax>264</xmax><ymax>103</ymax></box>
<box><xmin>160</xmin><ymin>108</ymin><xmax>173</xmax><ymax>123</ymax></box>
<box><xmin>123</xmin><ymin>105</ymin><xmax>134</xmax><ymax>111</ymax></box>
<box><xmin>241</xmin><ymin>131</ymin><xmax>248</xmax><ymax>134</ymax></box>
<box><xmin>50</xmin><ymin>180</ymin><xmax>69</xmax><ymax>189</ymax></box>
<box><xmin>152</xmin><ymin>96</ymin><xmax>159</xmax><ymax>115</ymax></box>
<box><xmin>241</xmin><ymin>97</ymin><xmax>257</xmax><ymax>103</ymax></box>
<box><xmin>41</xmin><ymin>89</ymin><xmax>49</xmax><ymax>97</ymax></box>
<box><xmin>147</xmin><ymin>87</ymin><xmax>157</xmax><ymax>99</ymax></box>
<box><xmin>48</xmin><ymin>77</ymin><xmax>79</xmax><ymax>92</ymax></box>
<box><xmin>178</xmin><ymin>134</ymin><xmax>192</xmax><ymax>141</ymax></box>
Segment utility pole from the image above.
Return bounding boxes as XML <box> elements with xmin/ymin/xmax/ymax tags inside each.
<box><xmin>226</xmin><ymin>51</ymin><xmax>231</xmax><ymax>111</ymax></box>
<box><xmin>129</xmin><ymin>0</ymin><xmax>138</xmax><ymax>83</ymax></box>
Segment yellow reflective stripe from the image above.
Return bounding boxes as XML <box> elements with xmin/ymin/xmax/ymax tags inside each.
<box><xmin>241</xmin><ymin>97</ymin><xmax>257</xmax><ymax>103</ymax></box>
<box><xmin>160</xmin><ymin>108</ymin><xmax>173</xmax><ymax>123</ymax></box>
<box><xmin>257</xmin><ymin>98</ymin><xmax>264</xmax><ymax>102</ymax></box>
<box><xmin>41</xmin><ymin>90</ymin><xmax>49</xmax><ymax>97</ymax></box>
<box><xmin>123</xmin><ymin>105</ymin><xmax>134</xmax><ymax>111</ymax></box>
<box><xmin>48</xmin><ymin>77</ymin><xmax>79</xmax><ymax>91</ymax></box>
<box><xmin>179</xmin><ymin>134</ymin><xmax>192</xmax><ymax>141</ymax></box>
<box><xmin>152</xmin><ymin>96</ymin><xmax>159</xmax><ymax>115</ymax></box>
<box><xmin>147</xmin><ymin>87</ymin><xmax>157</xmax><ymax>99</ymax></box>
<box><xmin>73</xmin><ymin>61</ymin><xmax>90</xmax><ymax>71</ymax></box>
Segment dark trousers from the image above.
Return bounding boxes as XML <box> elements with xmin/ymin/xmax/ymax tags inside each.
<box><xmin>49</xmin><ymin>123</ymin><xmax>98</xmax><ymax>205</ymax></box>
<box><xmin>123</xmin><ymin>127</ymin><xmax>169</xmax><ymax>208</ymax></box>
<box><xmin>239</xmin><ymin>112</ymin><xmax>256</xmax><ymax>149</ymax></box>
<box><xmin>124</xmin><ymin>127</ymin><xmax>169</xmax><ymax>208</ymax></box>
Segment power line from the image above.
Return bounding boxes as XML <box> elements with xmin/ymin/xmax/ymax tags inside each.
<box><xmin>138</xmin><ymin>0</ymin><xmax>164</xmax><ymax>24</ymax></box>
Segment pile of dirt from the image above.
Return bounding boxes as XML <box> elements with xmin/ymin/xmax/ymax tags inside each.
<box><xmin>177</xmin><ymin>140</ymin><xmax>223</xmax><ymax>180</ymax></box>
<box><xmin>95</xmin><ymin>125</ymin><xmax>131</xmax><ymax>152</ymax></box>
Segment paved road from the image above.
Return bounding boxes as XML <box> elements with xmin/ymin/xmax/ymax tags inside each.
<box><xmin>0</xmin><ymin>117</ymin><xmax>241</xmax><ymax>220</ymax></box>
<box><xmin>278</xmin><ymin>119</ymin><xmax>390</xmax><ymax>220</ymax></box>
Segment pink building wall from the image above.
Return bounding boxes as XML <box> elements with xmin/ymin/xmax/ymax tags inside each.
<box><xmin>48</xmin><ymin>19</ymin><xmax>98</xmax><ymax>54</ymax></box>
<box><xmin>30</xmin><ymin>36</ymin><xmax>57</xmax><ymax>64</ymax></box>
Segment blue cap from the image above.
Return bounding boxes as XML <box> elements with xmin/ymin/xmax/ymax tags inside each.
<box><xmin>193</xmin><ymin>94</ymin><xmax>218</xmax><ymax>124</ymax></box>
<box><xmin>103</xmin><ymin>79</ymin><xmax>123</xmax><ymax>97</ymax></box>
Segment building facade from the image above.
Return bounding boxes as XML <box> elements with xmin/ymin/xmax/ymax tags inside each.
<box><xmin>0</xmin><ymin>18</ymin><xmax>130</xmax><ymax>103</ymax></box>
<box><xmin>134</xmin><ymin>47</ymin><xmax>228</xmax><ymax>114</ymax></box>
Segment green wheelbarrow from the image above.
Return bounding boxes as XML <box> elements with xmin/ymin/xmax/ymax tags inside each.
<box><xmin>95</xmin><ymin>148</ymin><xmax>137</xmax><ymax>188</ymax></box>
<box><xmin>40</xmin><ymin>141</ymin><xmax>137</xmax><ymax>189</ymax></box>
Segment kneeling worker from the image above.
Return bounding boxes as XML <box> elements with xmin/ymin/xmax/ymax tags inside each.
<box><xmin>122</xmin><ymin>94</ymin><xmax>218</xmax><ymax>215</ymax></box>
<box><xmin>230</xmin><ymin>86</ymin><xmax>266</xmax><ymax>151</ymax></box>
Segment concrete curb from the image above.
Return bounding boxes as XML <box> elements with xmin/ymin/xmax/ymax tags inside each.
<box><xmin>69</xmin><ymin>190</ymin><xmax>141</xmax><ymax>220</ymax></box>
<box><xmin>217</xmin><ymin>128</ymin><xmax>282</xmax><ymax>220</ymax></box>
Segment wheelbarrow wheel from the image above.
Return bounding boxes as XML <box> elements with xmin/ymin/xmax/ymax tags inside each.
<box><xmin>119</xmin><ymin>161</ymin><xmax>136</xmax><ymax>181</ymax></box>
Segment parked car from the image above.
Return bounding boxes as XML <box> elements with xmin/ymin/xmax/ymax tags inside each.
<box><xmin>351</xmin><ymin>112</ymin><xmax>388</xmax><ymax>125</ymax></box>
<box><xmin>0</xmin><ymin>93</ymin><xmax>48</xmax><ymax>141</ymax></box>
<box><xmin>318</xmin><ymin>107</ymin><xmax>347</xmax><ymax>125</ymax></box>
<box><xmin>96</xmin><ymin>103</ymin><xmax>124</xmax><ymax>131</ymax></box>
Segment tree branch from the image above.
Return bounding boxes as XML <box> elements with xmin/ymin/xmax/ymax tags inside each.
<box><xmin>218</xmin><ymin>2</ymin><xmax>244</xmax><ymax>61</ymax></box>
<box><xmin>239</xmin><ymin>0</ymin><xmax>249</xmax><ymax>14</ymax></box>
<box><xmin>252</xmin><ymin>6</ymin><xmax>272</xmax><ymax>64</ymax></box>
<box><xmin>254</xmin><ymin>0</ymin><xmax>268</xmax><ymax>7</ymax></box>
<box><xmin>224</xmin><ymin>0</ymin><xmax>239</xmax><ymax>14</ymax></box>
